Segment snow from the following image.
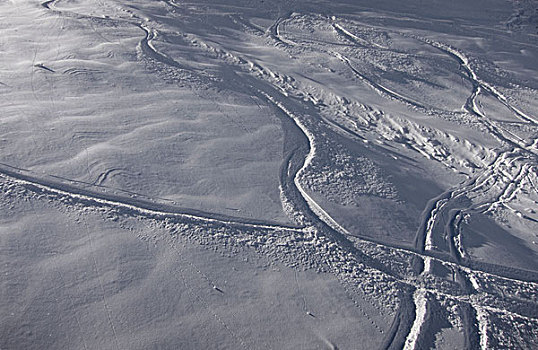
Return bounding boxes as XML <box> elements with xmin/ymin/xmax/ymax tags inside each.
<box><xmin>403</xmin><ymin>289</ymin><xmax>428</xmax><ymax>350</ymax></box>
<box><xmin>1</xmin><ymin>0</ymin><xmax>538</xmax><ymax>348</ymax></box>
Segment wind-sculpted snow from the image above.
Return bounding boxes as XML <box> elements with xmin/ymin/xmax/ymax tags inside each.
<box><xmin>1</xmin><ymin>0</ymin><xmax>538</xmax><ymax>348</ymax></box>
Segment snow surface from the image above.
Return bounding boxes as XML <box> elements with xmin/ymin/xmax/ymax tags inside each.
<box><xmin>1</xmin><ymin>0</ymin><xmax>538</xmax><ymax>348</ymax></box>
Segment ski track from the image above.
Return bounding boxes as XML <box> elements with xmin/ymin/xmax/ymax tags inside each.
<box><xmin>330</xmin><ymin>50</ymin><xmax>431</xmax><ymax>112</ymax></box>
<box><xmin>0</xmin><ymin>165</ymin><xmax>302</xmax><ymax>233</ymax></box>
<box><xmin>7</xmin><ymin>1</ymin><xmax>538</xmax><ymax>348</ymax></box>
<box><xmin>422</xmin><ymin>37</ymin><xmax>538</xmax><ymax>126</ymax></box>
<box><xmin>419</xmin><ymin>36</ymin><xmax>537</xmax><ymax>156</ymax></box>
<box><xmin>473</xmin><ymin>304</ymin><xmax>489</xmax><ymax>350</ymax></box>
<box><xmin>408</xmin><ymin>34</ymin><xmax>537</xmax><ymax>276</ymax></box>
<box><xmin>269</xmin><ymin>13</ymin><xmax>298</xmax><ymax>48</ymax></box>
<box><xmin>403</xmin><ymin>289</ymin><xmax>428</xmax><ymax>350</ymax></box>
<box><xmin>258</xmin><ymin>92</ymin><xmax>351</xmax><ymax>236</ymax></box>
<box><xmin>385</xmin><ymin>64</ymin><xmax>536</xmax><ymax>343</ymax></box>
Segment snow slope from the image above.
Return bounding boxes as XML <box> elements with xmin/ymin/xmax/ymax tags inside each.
<box><xmin>1</xmin><ymin>0</ymin><xmax>537</xmax><ymax>348</ymax></box>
